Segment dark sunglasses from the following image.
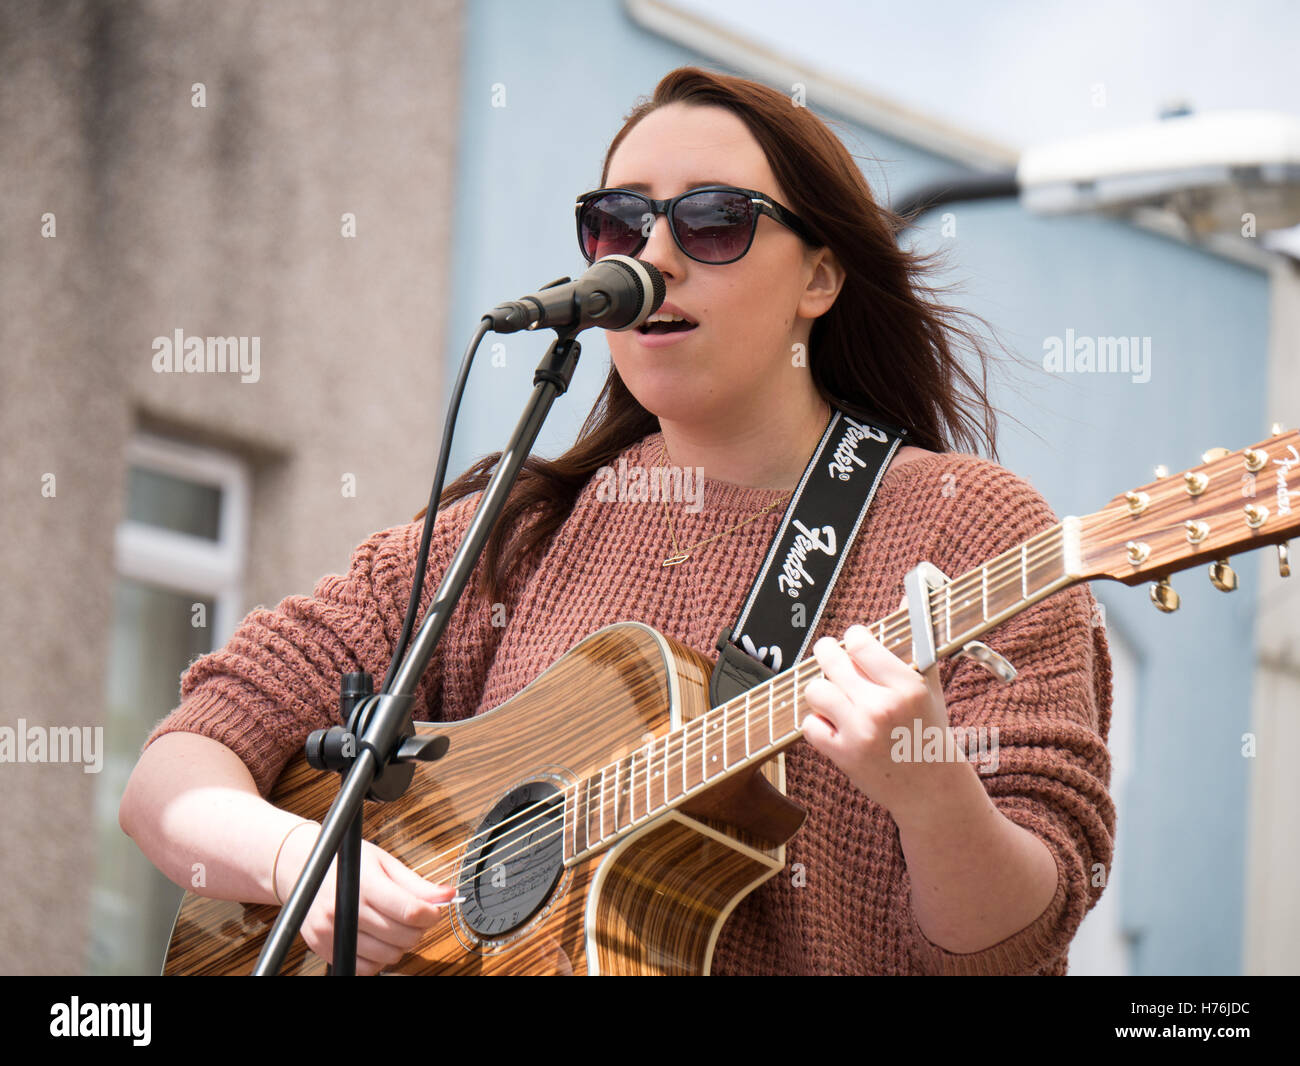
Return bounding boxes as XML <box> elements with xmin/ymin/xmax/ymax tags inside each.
<box><xmin>574</xmin><ymin>184</ymin><xmax>820</xmax><ymax>265</ymax></box>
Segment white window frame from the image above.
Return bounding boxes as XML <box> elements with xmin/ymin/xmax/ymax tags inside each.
<box><xmin>91</xmin><ymin>432</ymin><xmax>253</xmax><ymax>974</ymax></box>
<box><xmin>114</xmin><ymin>433</ymin><xmax>250</xmax><ymax>644</ymax></box>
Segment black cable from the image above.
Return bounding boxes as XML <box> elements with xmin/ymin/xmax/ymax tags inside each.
<box><xmin>381</xmin><ymin>316</ymin><xmax>492</xmax><ymax>694</ymax></box>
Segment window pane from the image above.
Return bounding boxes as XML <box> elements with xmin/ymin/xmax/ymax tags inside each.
<box><xmin>126</xmin><ymin>466</ymin><xmax>222</xmax><ymax>540</ymax></box>
<box><xmin>89</xmin><ymin>577</ymin><xmax>215</xmax><ymax>975</ymax></box>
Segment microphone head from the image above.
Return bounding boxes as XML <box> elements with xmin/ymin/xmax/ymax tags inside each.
<box><xmin>594</xmin><ymin>254</ymin><xmax>666</xmax><ymax>331</ymax></box>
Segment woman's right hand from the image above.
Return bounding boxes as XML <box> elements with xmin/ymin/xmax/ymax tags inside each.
<box><xmin>274</xmin><ymin>824</ymin><xmax>457</xmax><ymax>975</ymax></box>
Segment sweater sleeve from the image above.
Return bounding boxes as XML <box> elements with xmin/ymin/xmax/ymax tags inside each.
<box><xmin>142</xmin><ymin>493</ymin><xmax>511</xmax><ymax>798</ymax></box>
<box><xmin>896</xmin><ymin>458</ymin><xmax>1115</xmax><ymax>976</ymax></box>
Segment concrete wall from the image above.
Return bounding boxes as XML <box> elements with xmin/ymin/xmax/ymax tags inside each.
<box><xmin>0</xmin><ymin>0</ymin><xmax>460</xmax><ymax>974</ymax></box>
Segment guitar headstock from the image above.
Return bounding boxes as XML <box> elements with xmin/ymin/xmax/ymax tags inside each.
<box><xmin>1078</xmin><ymin>428</ymin><xmax>1299</xmax><ymax>600</ymax></box>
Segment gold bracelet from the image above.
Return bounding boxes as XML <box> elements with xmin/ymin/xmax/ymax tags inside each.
<box><xmin>271</xmin><ymin>820</ymin><xmax>317</xmax><ymax>905</ymax></box>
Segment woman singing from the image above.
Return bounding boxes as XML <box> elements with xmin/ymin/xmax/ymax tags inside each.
<box><xmin>120</xmin><ymin>66</ymin><xmax>1114</xmax><ymax>975</ymax></box>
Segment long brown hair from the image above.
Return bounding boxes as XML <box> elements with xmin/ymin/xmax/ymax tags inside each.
<box><xmin>426</xmin><ymin>66</ymin><xmax>1005</xmax><ymax>602</ymax></box>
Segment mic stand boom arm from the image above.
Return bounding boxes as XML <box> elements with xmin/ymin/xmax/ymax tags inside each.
<box><xmin>253</xmin><ymin>324</ymin><xmax>585</xmax><ymax>975</ymax></box>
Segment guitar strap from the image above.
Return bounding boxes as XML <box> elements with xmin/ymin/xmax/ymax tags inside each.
<box><xmin>709</xmin><ymin>408</ymin><xmax>908</xmax><ymax>708</ymax></box>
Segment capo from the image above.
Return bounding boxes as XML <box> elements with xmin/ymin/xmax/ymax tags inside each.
<box><xmin>902</xmin><ymin>561</ymin><xmax>1016</xmax><ymax>682</ymax></box>
<box><xmin>903</xmin><ymin>561</ymin><xmax>948</xmax><ymax>674</ymax></box>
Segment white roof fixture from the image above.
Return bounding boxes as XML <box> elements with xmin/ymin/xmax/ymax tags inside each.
<box><xmin>1017</xmin><ymin>110</ymin><xmax>1300</xmax><ymax>237</ymax></box>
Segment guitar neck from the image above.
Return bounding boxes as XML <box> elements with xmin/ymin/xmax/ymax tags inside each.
<box><xmin>562</xmin><ymin>519</ymin><xmax>1078</xmax><ymax>864</ymax></box>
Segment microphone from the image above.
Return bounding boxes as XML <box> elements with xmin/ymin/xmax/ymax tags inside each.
<box><xmin>484</xmin><ymin>255</ymin><xmax>666</xmax><ymax>334</ymax></box>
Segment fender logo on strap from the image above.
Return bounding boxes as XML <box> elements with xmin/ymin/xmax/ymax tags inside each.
<box><xmin>777</xmin><ymin>520</ymin><xmax>838</xmax><ymax>598</ymax></box>
<box><xmin>828</xmin><ymin>416</ymin><xmax>890</xmax><ymax>481</ymax></box>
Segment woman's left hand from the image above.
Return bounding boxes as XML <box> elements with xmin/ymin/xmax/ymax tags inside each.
<box><xmin>802</xmin><ymin>621</ymin><xmax>953</xmax><ymax>821</ymax></box>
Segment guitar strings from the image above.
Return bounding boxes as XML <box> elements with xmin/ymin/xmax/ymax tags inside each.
<box><xmin>403</xmin><ymin>522</ymin><xmax>1066</xmax><ymax>883</ymax></box>
<box><xmin>403</xmin><ymin>525</ymin><xmax>1069</xmax><ymax>890</ymax></box>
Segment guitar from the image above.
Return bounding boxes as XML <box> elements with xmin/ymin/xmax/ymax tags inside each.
<box><xmin>163</xmin><ymin>431</ymin><xmax>1300</xmax><ymax>975</ymax></box>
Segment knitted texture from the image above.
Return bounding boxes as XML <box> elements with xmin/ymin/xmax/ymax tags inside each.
<box><xmin>146</xmin><ymin>431</ymin><xmax>1115</xmax><ymax>975</ymax></box>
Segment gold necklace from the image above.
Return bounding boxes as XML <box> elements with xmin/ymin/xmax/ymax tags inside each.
<box><xmin>657</xmin><ymin>444</ymin><xmax>791</xmax><ymax>567</ymax></box>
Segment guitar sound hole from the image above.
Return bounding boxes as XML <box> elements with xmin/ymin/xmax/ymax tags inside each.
<box><xmin>457</xmin><ymin>781</ymin><xmax>566</xmax><ymax>938</ymax></box>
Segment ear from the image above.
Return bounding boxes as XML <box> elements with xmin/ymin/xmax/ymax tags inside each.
<box><xmin>797</xmin><ymin>245</ymin><xmax>846</xmax><ymax>320</ymax></box>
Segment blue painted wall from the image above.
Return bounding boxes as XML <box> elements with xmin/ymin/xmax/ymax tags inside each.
<box><xmin>445</xmin><ymin>0</ymin><xmax>1270</xmax><ymax>974</ymax></box>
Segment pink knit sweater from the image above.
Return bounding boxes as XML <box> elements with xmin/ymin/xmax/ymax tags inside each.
<box><xmin>146</xmin><ymin>431</ymin><xmax>1114</xmax><ymax>975</ymax></box>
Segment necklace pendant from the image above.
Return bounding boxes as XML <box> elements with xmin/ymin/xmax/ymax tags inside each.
<box><xmin>662</xmin><ymin>552</ymin><xmax>691</xmax><ymax>567</ymax></box>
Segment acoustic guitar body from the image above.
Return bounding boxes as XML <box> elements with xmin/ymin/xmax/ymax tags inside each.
<box><xmin>163</xmin><ymin>622</ymin><xmax>805</xmax><ymax>976</ymax></box>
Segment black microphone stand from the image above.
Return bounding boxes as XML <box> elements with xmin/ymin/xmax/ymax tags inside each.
<box><xmin>253</xmin><ymin>323</ymin><xmax>585</xmax><ymax>975</ymax></box>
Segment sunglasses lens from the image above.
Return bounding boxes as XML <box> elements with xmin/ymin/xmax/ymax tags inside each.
<box><xmin>673</xmin><ymin>190</ymin><xmax>755</xmax><ymax>263</ymax></box>
<box><xmin>578</xmin><ymin>192</ymin><xmax>648</xmax><ymax>262</ymax></box>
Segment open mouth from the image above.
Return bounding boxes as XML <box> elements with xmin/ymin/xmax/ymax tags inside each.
<box><xmin>638</xmin><ymin>314</ymin><xmax>699</xmax><ymax>335</ymax></box>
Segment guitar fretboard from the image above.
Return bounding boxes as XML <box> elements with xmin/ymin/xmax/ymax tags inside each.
<box><xmin>561</xmin><ymin>519</ymin><xmax>1078</xmax><ymax>863</ymax></box>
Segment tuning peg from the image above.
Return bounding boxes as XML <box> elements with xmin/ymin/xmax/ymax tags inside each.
<box><xmin>1150</xmin><ymin>578</ymin><xmax>1180</xmax><ymax>612</ymax></box>
<box><xmin>1209</xmin><ymin>559</ymin><xmax>1237</xmax><ymax>592</ymax></box>
<box><xmin>1281</xmin><ymin>542</ymin><xmax>1292</xmax><ymax>578</ymax></box>
<box><xmin>1201</xmin><ymin>447</ymin><xmax>1230</xmax><ymax>463</ymax></box>
<box><xmin>1126</xmin><ymin>540</ymin><xmax>1151</xmax><ymax>565</ymax></box>
<box><xmin>1154</xmin><ymin>464</ymin><xmax>1169</xmax><ymax>479</ymax></box>
<box><xmin>1272</xmin><ymin>422</ymin><xmax>1285</xmax><ymax>436</ymax></box>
